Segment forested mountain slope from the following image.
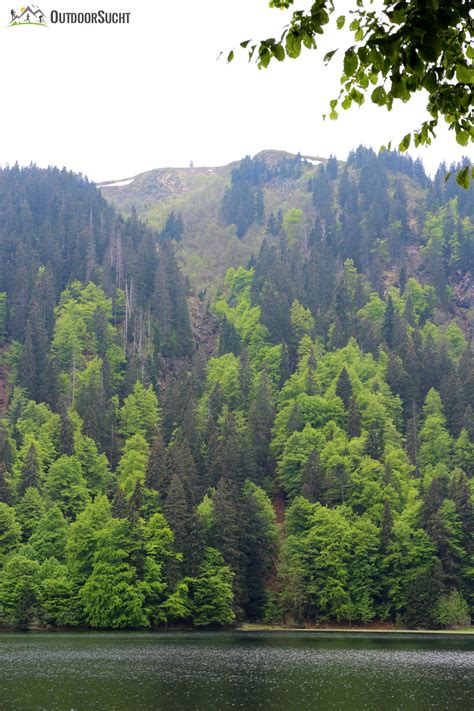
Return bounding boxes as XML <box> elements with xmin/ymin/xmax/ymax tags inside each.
<box><xmin>100</xmin><ymin>151</ymin><xmax>325</xmax><ymax>291</ymax></box>
<box><xmin>0</xmin><ymin>149</ymin><xmax>473</xmax><ymax>630</ymax></box>
<box><xmin>100</xmin><ymin>149</ymin><xmax>473</xmax><ymax>308</ymax></box>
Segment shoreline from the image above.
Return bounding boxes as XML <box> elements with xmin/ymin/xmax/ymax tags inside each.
<box><xmin>0</xmin><ymin>624</ymin><xmax>472</xmax><ymax>635</ymax></box>
<box><xmin>237</xmin><ymin>623</ymin><xmax>474</xmax><ymax>635</ymax></box>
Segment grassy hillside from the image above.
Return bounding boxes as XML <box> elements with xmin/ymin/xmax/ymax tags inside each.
<box><xmin>99</xmin><ymin>151</ymin><xmax>329</xmax><ymax>292</ymax></box>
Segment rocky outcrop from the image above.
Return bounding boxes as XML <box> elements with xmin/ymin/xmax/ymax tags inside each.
<box><xmin>454</xmin><ymin>271</ymin><xmax>474</xmax><ymax>309</ymax></box>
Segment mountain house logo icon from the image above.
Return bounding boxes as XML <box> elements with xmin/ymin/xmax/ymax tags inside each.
<box><xmin>8</xmin><ymin>6</ymin><xmax>48</xmax><ymax>27</ymax></box>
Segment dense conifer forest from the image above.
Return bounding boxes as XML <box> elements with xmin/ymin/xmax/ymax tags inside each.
<box><xmin>0</xmin><ymin>149</ymin><xmax>472</xmax><ymax>630</ymax></box>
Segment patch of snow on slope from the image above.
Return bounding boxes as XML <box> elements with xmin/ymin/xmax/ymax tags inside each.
<box><xmin>100</xmin><ymin>178</ymin><xmax>135</xmax><ymax>188</ymax></box>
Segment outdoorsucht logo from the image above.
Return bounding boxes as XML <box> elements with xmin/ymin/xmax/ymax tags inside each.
<box><xmin>8</xmin><ymin>6</ymin><xmax>131</xmax><ymax>27</ymax></box>
<box><xmin>9</xmin><ymin>5</ymin><xmax>48</xmax><ymax>27</ymax></box>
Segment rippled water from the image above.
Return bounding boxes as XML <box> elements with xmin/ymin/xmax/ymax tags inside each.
<box><xmin>0</xmin><ymin>631</ymin><xmax>472</xmax><ymax>710</ymax></box>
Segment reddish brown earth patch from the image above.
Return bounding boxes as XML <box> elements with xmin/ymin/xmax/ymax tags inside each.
<box><xmin>272</xmin><ymin>489</ymin><xmax>286</xmax><ymax>525</ymax></box>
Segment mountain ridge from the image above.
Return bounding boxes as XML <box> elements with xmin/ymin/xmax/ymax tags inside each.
<box><xmin>98</xmin><ymin>151</ymin><xmax>340</xmax><ymax>290</ymax></box>
<box><xmin>96</xmin><ymin>149</ymin><xmax>326</xmax><ymax>187</ymax></box>
<box><xmin>98</xmin><ymin>148</ymin><xmax>433</xmax><ymax>293</ymax></box>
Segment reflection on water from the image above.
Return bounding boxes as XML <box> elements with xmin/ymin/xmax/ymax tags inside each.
<box><xmin>0</xmin><ymin>631</ymin><xmax>472</xmax><ymax>710</ymax></box>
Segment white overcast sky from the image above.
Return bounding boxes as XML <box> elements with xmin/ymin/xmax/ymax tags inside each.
<box><xmin>1</xmin><ymin>0</ymin><xmax>471</xmax><ymax>181</ymax></box>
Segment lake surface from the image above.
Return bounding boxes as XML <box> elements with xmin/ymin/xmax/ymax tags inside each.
<box><xmin>0</xmin><ymin>631</ymin><xmax>473</xmax><ymax>710</ymax></box>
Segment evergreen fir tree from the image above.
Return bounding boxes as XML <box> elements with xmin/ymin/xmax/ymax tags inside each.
<box><xmin>145</xmin><ymin>433</ymin><xmax>166</xmax><ymax>492</ymax></box>
<box><xmin>335</xmin><ymin>367</ymin><xmax>352</xmax><ymax>409</ymax></box>
<box><xmin>0</xmin><ymin>463</ymin><xmax>12</xmax><ymax>505</ymax></box>
<box><xmin>59</xmin><ymin>411</ymin><xmax>75</xmax><ymax>456</ymax></box>
<box><xmin>18</xmin><ymin>443</ymin><xmax>40</xmax><ymax>497</ymax></box>
<box><xmin>164</xmin><ymin>471</ymin><xmax>191</xmax><ymax>581</ymax></box>
<box><xmin>440</xmin><ymin>369</ymin><xmax>466</xmax><ymax>437</ymax></box>
<box><xmin>380</xmin><ymin>499</ymin><xmax>393</xmax><ymax>553</ymax></box>
<box><xmin>248</xmin><ymin>371</ymin><xmax>275</xmax><ymax>482</ymax></box>
<box><xmin>347</xmin><ymin>397</ymin><xmax>362</xmax><ymax>438</ymax></box>
<box><xmin>383</xmin><ymin>295</ymin><xmax>396</xmax><ymax>349</ymax></box>
<box><xmin>112</xmin><ymin>486</ymin><xmax>129</xmax><ymax>519</ymax></box>
<box><xmin>365</xmin><ymin>421</ymin><xmax>385</xmax><ymax>460</ymax></box>
<box><xmin>301</xmin><ymin>451</ymin><xmax>323</xmax><ymax>503</ymax></box>
<box><xmin>218</xmin><ymin>317</ymin><xmax>241</xmax><ymax>356</ymax></box>
<box><xmin>211</xmin><ymin>477</ymin><xmax>247</xmax><ymax>620</ymax></box>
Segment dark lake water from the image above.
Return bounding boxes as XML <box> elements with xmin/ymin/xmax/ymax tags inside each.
<box><xmin>0</xmin><ymin>631</ymin><xmax>472</xmax><ymax>710</ymax></box>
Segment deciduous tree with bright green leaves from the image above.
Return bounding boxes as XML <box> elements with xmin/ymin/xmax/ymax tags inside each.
<box><xmin>231</xmin><ymin>0</ymin><xmax>473</xmax><ymax>186</ymax></box>
<box><xmin>190</xmin><ymin>548</ymin><xmax>235</xmax><ymax>626</ymax></box>
<box><xmin>119</xmin><ymin>380</ymin><xmax>161</xmax><ymax>441</ymax></box>
<box><xmin>79</xmin><ymin>518</ymin><xmax>147</xmax><ymax>629</ymax></box>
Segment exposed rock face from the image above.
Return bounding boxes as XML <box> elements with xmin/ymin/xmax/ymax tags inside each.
<box><xmin>455</xmin><ymin>272</ymin><xmax>474</xmax><ymax>309</ymax></box>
